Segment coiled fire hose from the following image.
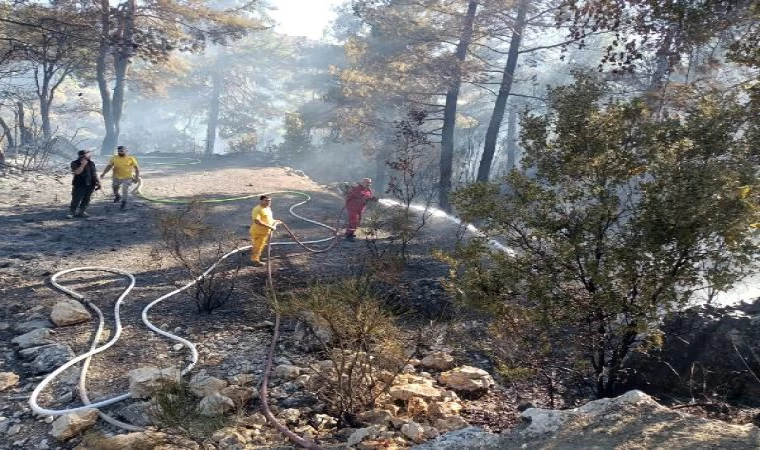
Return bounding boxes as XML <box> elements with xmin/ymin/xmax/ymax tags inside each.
<box><xmin>30</xmin><ymin>182</ymin><xmax>340</xmax><ymax>449</ymax></box>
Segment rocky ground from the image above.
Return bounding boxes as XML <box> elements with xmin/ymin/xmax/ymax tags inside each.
<box><xmin>413</xmin><ymin>390</ymin><xmax>760</xmax><ymax>449</ymax></box>
<box><xmin>0</xmin><ymin>153</ymin><xmax>519</xmax><ymax>449</ymax></box>
<box><xmin>1</xmin><ymin>152</ymin><xmax>759</xmax><ymax>450</ymax></box>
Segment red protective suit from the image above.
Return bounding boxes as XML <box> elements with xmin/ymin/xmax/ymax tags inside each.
<box><xmin>345</xmin><ymin>184</ymin><xmax>374</xmax><ymax>237</ymax></box>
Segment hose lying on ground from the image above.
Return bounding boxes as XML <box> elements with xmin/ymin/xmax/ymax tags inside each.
<box><xmin>258</xmin><ymin>235</ymin><xmax>326</xmax><ymax>450</ymax></box>
<box><xmin>30</xmin><ymin>187</ymin><xmax>339</xmax><ymax>449</ymax></box>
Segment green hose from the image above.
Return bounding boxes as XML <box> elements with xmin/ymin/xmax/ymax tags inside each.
<box><xmin>137</xmin><ymin>155</ymin><xmax>201</xmax><ymax>166</ymax></box>
<box><xmin>133</xmin><ymin>179</ymin><xmax>312</xmax><ymax>205</ymax></box>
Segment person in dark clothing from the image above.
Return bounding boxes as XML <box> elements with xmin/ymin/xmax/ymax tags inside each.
<box><xmin>69</xmin><ymin>149</ymin><xmax>101</xmax><ymax>218</ymax></box>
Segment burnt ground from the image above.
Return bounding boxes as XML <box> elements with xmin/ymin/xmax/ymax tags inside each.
<box><xmin>3</xmin><ymin>152</ymin><xmax>760</xmax><ymax>449</ymax></box>
<box><xmin>0</xmin><ymin>153</ymin><xmax>527</xmax><ymax>449</ymax></box>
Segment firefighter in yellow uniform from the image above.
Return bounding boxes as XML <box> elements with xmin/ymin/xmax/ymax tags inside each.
<box><xmin>250</xmin><ymin>195</ymin><xmax>281</xmax><ymax>266</ymax></box>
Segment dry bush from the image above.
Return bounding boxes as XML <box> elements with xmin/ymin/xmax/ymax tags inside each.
<box><xmin>362</xmin><ymin>111</ymin><xmax>437</xmax><ymax>262</ymax></box>
<box><xmin>150</xmin><ymin>380</ymin><xmax>229</xmax><ymax>442</ymax></box>
<box><xmin>282</xmin><ymin>277</ymin><xmax>412</xmax><ymax>423</ymax></box>
<box><xmin>156</xmin><ymin>200</ymin><xmax>241</xmax><ymax>313</ymax></box>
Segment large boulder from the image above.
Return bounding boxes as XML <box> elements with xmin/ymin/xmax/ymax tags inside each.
<box><xmin>622</xmin><ymin>300</ymin><xmax>760</xmax><ymax>405</ymax></box>
<box><xmin>50</xmin><ymin>409</ymin><xmax>99</xmax><ymax>441</ymax></box>
<box><xmin>50</xmin><ymin>299</ymin><xmax>91</xmax><ymax>326</ymax></box>
<box><xmin>413</xmin><ymin>391</ymin><xmax>760</xmax><ymax>450</ymax></box>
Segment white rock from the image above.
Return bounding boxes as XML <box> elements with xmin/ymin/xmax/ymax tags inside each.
<box><xmin>49</xmin><ymin>299</ymin><xmax>91</xmax><ymax>327</ymax></box>
<box><xmin>439</xmin><ymin>366</ymin><xmax>494</xmax><ymax>395</ymax></box>
<box><xmin>0</xmin><ymin>372</ymin><xmax>20</xmax><ymax>391</ymax></box>
<box><xmin>402</xmin><ymin>364</ymin><xmax>416</xmax><ymax>373</ymax></box>
<box><xmin>312</xmin><ymin>413</ymin><xmax>337</xmax><ymax>430</ymax></box>
<box><xmin>519</xmin><ymin>390</ymin><xmax>657</xmax><ymax>437</ymax></box>
<box><xmin>519</xmin><ymin>407</ymin><xmax>573</xmax><ymax>438</ymax></box>
<box><xmin>127</xmin><ymin>367</ymin><xmax>181</xmax><ymax>399</ymax></box>
<box><xmin>421</xmin><ymin>352</ymin><xmax>455</xmax><ymax>371</ymax></box>
<box><xmin>348</xmin><ymin>426</ymin><xmax>382</xmax><ymax>446</ymax></box>
<box><xmin>198</xmin><ymin>393</ymin><xmax>235</xmax><ymax>416</ymax></box>
<box><xmin>50</xmin><ymin>409</ymin><xmax>99</xmax><ymax>441</ymax></box>
<box><xmin>401</xmin><ymin>421</ymin><xmax>427</xmax><ymax>443</ymax></box>
<box><xmin>389</xmin><ymin>383</ymin><xmax>442</xmax><ymax>401</ymax></box>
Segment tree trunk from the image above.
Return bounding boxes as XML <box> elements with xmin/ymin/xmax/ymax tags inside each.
<box><xmin>0</xmin><ymin>116</ymin><xmax>14</xmax><ymax>151</ymax></box>
<box><xmin>505</xmin><ymin>104</ymin><xmax>518</xmax><ymax>172</ymax></box>
<box><xmin>96</xmin><ymin>0</ymin><xmax>116</xmax><ymax>154</ymax></box>
<box><xmin>97</xmin><ymin>0</ymin><xmax>135</xmax><ymax>154</ymax></box>
<box><xmin>205</xmin><ymin>67</ymin><xmax>223</xmax><ymax>156</ymax></box>
<box><xmin>17</xmin><ymin>102</ymin><xmax>30</xmax><ymax>147</ymax></box>
<box><xmin>477</xmin><ymin>0</ymin><xmax>528</xmax><ymax>182</ymax></box>
<box><xmin>646</xmin><ymin>30</ymin><xmax>674</xmax><ymax>116</ymax></box>
<box><xmin>35</xmin><ymin>64</ymin><xmax>54</xmax><ymax>141</ymax></box>
<box><xmin>40</xmin><ymin>93</ymin><xmax>51</xmax><ymax>141</ymax></box>
<box><xmin>110</xmin><ymin>0</ymin><xmax>135</xmax><ymax>142</ymax></box>
<box><xmin>438</xmin><ymin>0</ymin><xmax>478</xmax><ymax>211</ymax></box>
<box><xmin>601</xmin><ymin>327</ymin><xmax>638</xmax><ymax>397</ymax></box>
<box><xmin>374</xmin><ymin>147</ymin><xmax>389</xmax><ymax>194</ymax></box>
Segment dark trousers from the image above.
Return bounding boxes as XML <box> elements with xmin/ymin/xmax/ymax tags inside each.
<box><xmin>70</xmin><ymin>185</ymin><xmax>95</xmax><ymax>212</ymax></box>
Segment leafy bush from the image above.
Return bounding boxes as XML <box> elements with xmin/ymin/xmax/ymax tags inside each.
<box><xmin>446</xmin><ymin>74</ymin><xmax>760</xmax><ymax>397</ymax></box>
<box><xmin>282</xmin><ymin>277</ymin><xmax>410</xmax><ymax>422</ymax></box>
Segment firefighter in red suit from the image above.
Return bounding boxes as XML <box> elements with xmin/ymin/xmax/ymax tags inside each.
<box><xmin>345</xmin><ymin>178</ymin><xmax>376</xmax><ymax>240</ymax></box>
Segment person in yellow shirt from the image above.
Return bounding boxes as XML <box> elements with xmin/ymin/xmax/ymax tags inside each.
<box><xmin>249</xmin><ymin>195</ymin><xmax>281</xmax><ymax>266</ymax></box>
<box><xmin>100</xmin><ymin>145</ymin><xmax>140</xmax><ymax>210</ymax></box>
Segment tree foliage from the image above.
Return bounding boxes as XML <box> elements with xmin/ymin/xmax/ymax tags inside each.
<box><xmin>446</xmin><ymin>73</ymin><xmax>760</xmax><ymax>397</ymax></box>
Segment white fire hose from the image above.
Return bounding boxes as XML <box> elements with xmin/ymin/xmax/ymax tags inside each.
<box><xmin>29</xmin><ymin>190</ymin><xmax>339</xmax><ymax>435</ymax></box>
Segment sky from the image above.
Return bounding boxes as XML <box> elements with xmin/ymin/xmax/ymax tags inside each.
<box><xmin>268</xmin><ymin>0</ymin><xmax>343</xmax><ymax>40</ymax></box>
